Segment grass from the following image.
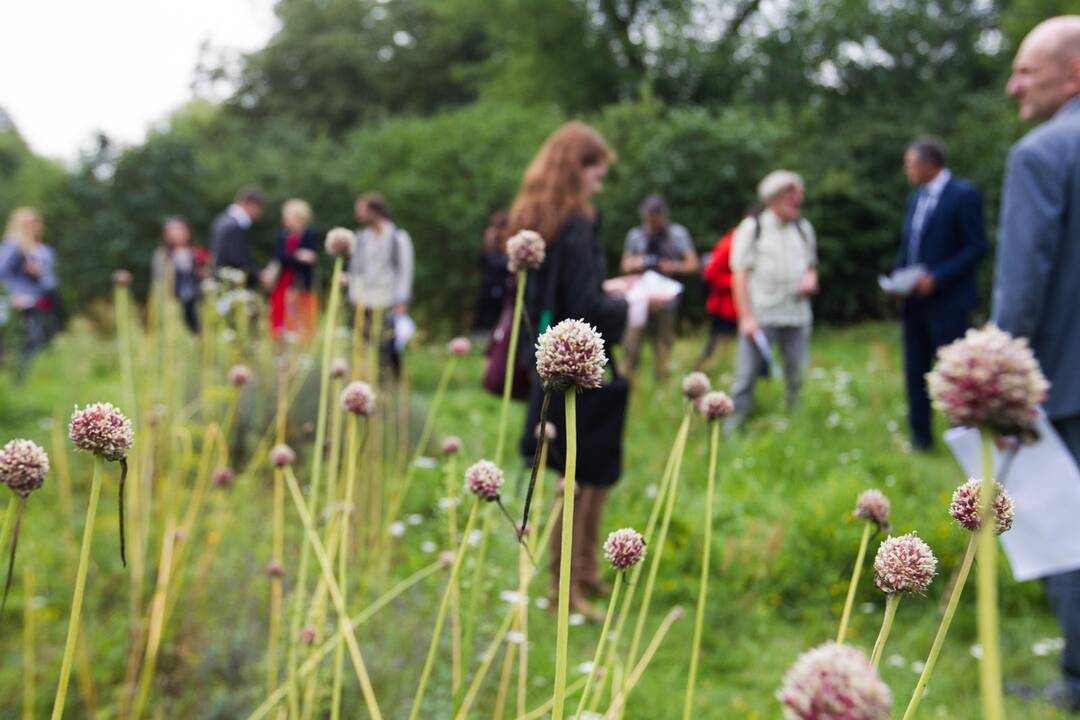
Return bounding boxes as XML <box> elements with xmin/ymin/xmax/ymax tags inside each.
<box><xmin>0</xmin><ymin>317</ymin><xmax>1069</xmax><ymax>719</ymax></box>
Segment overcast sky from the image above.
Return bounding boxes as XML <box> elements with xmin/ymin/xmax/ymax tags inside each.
<box><xmin>0</xmin><ymin>0</ymin><xmax>277</xmax><ymax>164</ymax></box>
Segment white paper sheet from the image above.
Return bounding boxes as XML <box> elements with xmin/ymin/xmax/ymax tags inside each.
<box><xmin>944</xmin><ymin>414</ymin><xmax>1080</xmax><ymax>581</ymax></box>
<box><xmin>879</xmin><ymin>264</ymin><xmax>927</xmax><ymax>296</ymax></box>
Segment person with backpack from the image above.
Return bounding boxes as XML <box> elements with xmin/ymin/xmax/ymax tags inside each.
<box><xmin>696</xmin><ymin>207</ymin><xmax>756</xmax><ymax>370</ymax></box>
<box><xmin>347</xmin><ymin>191</ymin><xmax>415</xmax><ymax>377</ymax></box>
<box><xmin>727</xmin><ymin>170</ymin><xmax>818</xmax><ymax>431</ymax></box>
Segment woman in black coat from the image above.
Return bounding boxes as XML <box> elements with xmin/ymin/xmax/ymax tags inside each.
<box><xmin>267</xmin><ymin>199</ymin><xmax>320</xmax><ymax>342</ymax></box>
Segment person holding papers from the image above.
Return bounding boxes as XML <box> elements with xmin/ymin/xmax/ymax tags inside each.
<box><xmin>991</xmin><ymin>16</ymin><xmax>1080</xmax><ymax>712</ymax></box>
<box><xmin>894</xmin><ymin>137</ymin><xmax>988</xmax><ymax>451</ymax></box>
<box><xmin>727</xmin><ymin>170</ymin><xmax>818</xmax><ymax>432</ymax></box>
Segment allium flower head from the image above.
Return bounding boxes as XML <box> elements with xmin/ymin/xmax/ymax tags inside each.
<box><xmin>330</xmin><ymin>358</ymin><xmax>350</xmax><ymax>379</ymax></box>
<box><xmin>441</xmin><ymin>436</ymin><xmax>462</xmax><ymax>455</ymax></box>
<box><xmin>534</xmin><ymin>421</ymin><xmax>557</xmax><ymax>441</ymax></box>
<box><xmin>341</xmin><ymin>381</ymin><xmax>376</xmax><ymax>416</ymax></box>
<box><xmin>69</xmin><ymin>403</ymin><xmax>134</xmax><ymax>462</ymax></box>
<box><xmin>465</xmin><ymin>460</ymin><xmax>504</xmax><ymax>501</ymax></box>
<box><xmin>927</xmin><ymin>324</ymin><xmax>1049</xmax><ymax>436</ymax></box>
<box><xmin>212</xmin><ymin>467</ymin><xmax>235</xmax><ymax>488</ymax></box>
<box><xmin>697</xmin><ymin>391</ymin><xmax>734</xmax><ymax>421</ymax></box>
<box><xmin>228</xmin><ymin>364</ymin><xmax>252</xmax><ymax>388</ymax></box>
<box><xmin>111</xmin><ymin>269</ymin><xmax>133</xmax><ymax>286</ymax></box>
<box><xmin>535</xmin><ymin>319</ymin><xmax>607</xmax><ymax>391</ymax></box>
<box><xmin>506</xmin><ymin>230</ymin><xmax>546</xmax><ymax>272</ymax></box>
<box><xmin>299</xmin><ymin>626</ymin><xmax>317</xmax><ymax>644</ymax></box>
<box><xmin>682</xmin><ymin>372</ymin><xmax>711</xmax><ymax>400</ymax></box>
<box><xmin>873</xmin><ymin>533</ymin><xmax>937</xmax><ymax>594</ymax></box>
<box><xmin>777</xmin><ymin>642</ymin><xmax>892</xmax><ymax>720</ymax></box>
<box><xmin>270</xmin><ymin>444</ymin><xmax>296</xmax><ymax>468</ymax></box>
<box><xmin>950</xmin><ymin>478</ymin><xmax>1015</xmax><ymax>535</ymax></box>
<box><xmin>266</xmin><ymin>561</ymin><xmax>284</xmax><ymax>578</ymax></box>
<box><xmin>324</xmin><ymin>227</ymin><xmax>355</xmax><ymax>257</ymax></box>
<box><xmin>447</xmin><ymin>337</ymin><xmax>471</xmax><ymax>356</ymax></box>
<box><xmin>854</xmin><ymin>490</ymin><xmax>891</xmax><ymax>531</ymax></box>
<box><xmin>603</xmin><ymin>528</ymin><xmax>646</xmax><ymax>570</ymax></box>
<box><xmin>0</xmin><ymin>439</ymin><xmax>49</xmax><ymax>496</ymax></box>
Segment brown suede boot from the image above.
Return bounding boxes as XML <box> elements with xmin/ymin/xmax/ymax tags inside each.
<box><xmin>548</xmin><ymin>480</ymin><xmax>604</xmax><ymax>622</ymax></box>
<box><xmin>577</xmin><ymin>485</ymin><xmax>612</xmax><ymax>597</ymax></box>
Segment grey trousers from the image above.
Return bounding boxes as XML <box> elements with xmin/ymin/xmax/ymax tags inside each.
<box><xmin>1048</xmin><ymin>415</ymin><xmax>1080</xmax><ymax>699</ymax></box>
<box><xmin>728</xmin><ymin>324</ymin><xmax>811</xmax><ymax>426</ymax></box>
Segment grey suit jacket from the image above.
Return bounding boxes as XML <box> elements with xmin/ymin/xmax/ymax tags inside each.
<box><xmin>992</xmin><ymin>97</ymin><xmax>1080</xmax><ymax>420</ymax></box>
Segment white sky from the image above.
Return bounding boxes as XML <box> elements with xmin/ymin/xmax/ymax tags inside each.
<box><xmin>0</xmin><ymin>0</ymin><xmax>278</xmax><ymax>164</ymax></box>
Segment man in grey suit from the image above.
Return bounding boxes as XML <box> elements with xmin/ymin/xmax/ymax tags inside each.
<box><xmin>992</xmin><ymin>16</ymin><xmax>1080</xmax><ymax>713</ymax></box>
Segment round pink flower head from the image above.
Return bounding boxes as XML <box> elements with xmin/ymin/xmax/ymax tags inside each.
<box><xmin>854</xmin><ymin>489</ymin><xmax>891</xmax><ymax>532</ymax></box>
<box><xmin>465</xmin><ymin>459</ymin><xmax>504</xmax><ymax>501</ymax></box>
<box><xmin>950</xmin><ymin>478</ymin><xmax>1015</xmax><ymax>535</ymax></box>
<box><xmin>212</xmin><ymin>467</ymin><xmax>235</xmax><ymax>488</ymax></box>
<box><xmin>299</xmin><ymin>625</ymin><xmax>317</xmax><ymax>644</ymax></box>
<box><xmin>682</xmin><ymin>371</ymin><xmax>711</xmax><ymax>401</ymax></box>
<box><xmin>266</xmin><ymin>561</ymin><xmax>284</xmax><ymax>578</ymax></box>
<box><xmin>341</xmin><ymin>381</ymin><xmax>376</xmax><ymax>416</ymax></box>
<box><xmin>873</xmin><ymin>532</ymin><xmax>937</xmax><ymax>594</ymax></box>
<box><xmin>0</xmin><ymin>439</ymin><xmax>49</xmax><ymax>497</ymax></box>
<box><xmin>324</xmin><ymin>227</ymin><xmax>355</xmax><ymax>257</ymax></box>
<box><xmin>269</xmin><ymin>444</ymin><xmax>296</xmax><ymax>468</ymax></box>
<box><xmin>506</xmin><ymin>230</ymin><xmax>546</xmax><ymax>272</ymax></box>
<box><xmin>698</xmin><ymin>391</ymin><xmax>734</xmax><ymax>421</ymax></box>
<box><xmin>535</xmin><ymin>318</ymin><xmax>607</xmax><ymax>392</ymax></box>
<box><xmin>927</xmin><ymin>323</ymin><xmax>1049</xmax><ymax>437</ymax></box>
<box><xmin>69</xmin><ymin>403</ymin><xmax>134</xmax><ymax>462</ymax></box>
<box><xmin>111</xmin><ymin>269</ymin><xmax>133</xmax><ymax>286</ymax></box>
<box><xmin>330</xmin><ymin>358</ymin><xmax>350</xmax><ymax>380</ymax></box>
<box><xmin>441</xmin><ymin>436</ymin><xmax>462</xmax><ymax>455</ymax></box>
<box><xmin>228</xmin><ymin>364</ymin><xmax>252</xmax><ymax>388</ymax></box>
<box><xmin>777</xmin><ymin>642</ymin><xmax>892</xmax><ymax>720</ymax></box>
<box><xmin>604</xmin><ymin>528</ymin><xmax>646</xmax><ymax>571</ymax></box>
<box><xmin>447</xmin><ymin>337</ymin><xmax>471</xmax><ymax>356</ymax></box>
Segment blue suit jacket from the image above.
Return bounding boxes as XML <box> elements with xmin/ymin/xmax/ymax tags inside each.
<box><xmin>896</xmin><ymin>175</ymin><xmax>988</xmax><ymax>315</ymax></box>
<box><xmin>993</xmin><ymin>97</ymin><xmax>1080</xmax><ymax>420</ymax></box>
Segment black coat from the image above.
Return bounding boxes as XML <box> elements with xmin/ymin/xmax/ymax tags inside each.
<box><xmin>273</xmin><ymin>228</ymin><xmax>320</xmax><ymax>291</ymax></box>
<box><xmin>209</xmin><ymin>211</ymin><xmax>256</xmax><ymax>278</ymax></box>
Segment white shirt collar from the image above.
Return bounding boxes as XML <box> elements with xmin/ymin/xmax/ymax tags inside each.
<box><xmin>227</xmin><ymin>204</ymin><xmax>252</xmax><ymax>229</ymax></box>
<box><xmin>923</xmin><ymin>168</ymin><xmax>951</xmax><ymax>198</ymax></box>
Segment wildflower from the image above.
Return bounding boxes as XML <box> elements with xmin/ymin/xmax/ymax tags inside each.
<box><xmin>299</xmin><ymin>626</ymin><xmax>317</xmax><ymax>644</ymax></box>
<box><xmin>506</xmin><ymin>230</ymin><xmax>546</xmax><ymax>272</ymax></box>
<box><xmin>330</xmin><ymin>358</ymin><xmax>350</xmax><ymax>379</ymax></box>
<box><xmin>854</xmin><ymin>490</ymin><xmax>891</xmax><ymax>532</ymax></box>
<box><xmin>270</xmin><ymin>444</ymin><xmax>296</xmax><ymax>468</ymax></box>
<box><xmin>266</xmin><ymin>561</ymin><xmax>284</xmax><ymax>578</ymax></box>
<box><xmin>228</xmin><ymin>364</ymin><xmax>252</xmax><ymax>388</ymax></box>
<box><xmin>111</xmin><ymin>269</ymin><xmax>133</xmax><ymax>286</ymax></box>
<box><xmin>927</xmin><ymin>324</ymin><xmax>1049</xmax><ymax>436</ymax></box>
<box><xmin>447</xmin><ymin>337</ymin><xmax>471</xmax><ymax>356</ymax></box>
<box><xmin>324</xmin><ymin>227</ymin><xmax>355</xmax><ymax>257</ymax></box>
<box><xmin>950</xmin><ymin>478</ymin><xmax>1015</xmax><ymax>535</ymax></box>
<box><xmin>535</xmin><ymin>319</ymin><xmax>607</xmax><ymax>392</ymax></box>
<box><xmin>682</xmin><ymin>372</ymin><xmax>711</xmax><ymax>401</ymax></box>
<box><xmin>341</xmin><ymin>381</ymin><xmax>376</xmax><ymax>416</ymax></box>
<box><xmin>212</xmin><ymin>467</ymin><xmax>235</xmax><ymax>488</ymax></box>
<box><xmin>0</xmin><ymin>439</ymin><xmax>49</xmax><ymax>497</ymax></box>
<box><xmin>69</xmin><ymin>403</ymin><xmax>133</xmax><ymax>462</ymax></box>
<box><xmin>603</xmin><ymin>528</ymin><xmax>646</xmax><ymax>570</ymax></box>
<box><xmin>441</xmin><ymin>436</ymin><xmax>462</xmax><ymax>455</ymax></box>
<box><xmin>465</xmin><ymin>460</ymin><xmax>504</xmax><ymax>501</ymax></box>
<box><xmin>777</xmin><ymin>642</ymin><xmax>892</xmax><ymax>720</ymax></box>
<box><xmin>697</xmin><ymin>391</ymin><xmax>734</xmax><ymax>421</ymax></box>
<box><xmin>874</xmin><ymin>533</ymin><xmax>937</xmax><ymax>594</ymax></box>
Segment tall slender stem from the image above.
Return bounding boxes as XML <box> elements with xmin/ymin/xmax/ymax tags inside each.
<box><xmin>23</xmin><ymin>565</ymin><xmax>35</xmax><ymax>720</ymax></box>
<box><xmin>837</xmin><ymin>522</ymin><xmax>873</xmax><ymax>644</ymax></box>
<box><xmin>683</xmin><ymin>421</ymin><xmax>720</xmax><ymax>719</ymax></box>
<box><xmin>870</xmin><ymin>593</ymin><xmax>901</xmax><ymax>668</ymax></box>
<box><xmin>552</xmin><ymin>388</ymin><xmax>577</xmax><ymax>720</ymax></box>
<box><xmin>903</xmin><ymin>534</ymin><xmax>978</xmax><ymax>719</ymax></box>
<box><xmin>495</xmin><ymin>270</ymin><xmax>527</xmax><ymax>467</ymax></box>
<box><xmin>0</xmin><ymin>495</ymin><xmax>16</xmax><ymax>562</ymax></box>
<box><xmin>605</xmin><ymin>606</ymin><xmax>685</xmax><ymax>718</ymax></box>
<box><xmin>454</xmin><ymin>607</ymin><xmax>517</xmax><ymax>720</ymax></box>
<box><xmin>575</xmin><ymin>572</ymin><xmax>624</xmax><ymax>719</ymax></box>
<box><xmin>977</xmin><ymin>429</ymin><xmax>1005</xmax><ymax>719</ymax></box>
<box><xmin>331</xmin><ymin>414</ymin><xmax>360</xmax><ymax>720</ymax></box>
<box><xmin>51</xmin><ymin>459</ymin><xmax>103</xmax><ymax>720</ymax></box>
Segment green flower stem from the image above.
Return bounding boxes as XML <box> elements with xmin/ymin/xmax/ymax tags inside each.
<box><xmin>551</xmin><ymin>387</ymin><xmax>578</xmax><ymax>720</ymax></box>
<box><xmin>903</xmin><ymin>533</ymin><xmax>978</xmax><ymax>720</ymax></box>
<box><xmin>495</xmin><ymin>270</ymin><xmax>527</xmax><ymax>467</ymax></box>
<box><xmin>51</xmin><ymin>458</ymin><xmax>103</xmax><ymax>720</ymax></box>
<box><xmin>0</xmin><ymin>494</ymin><xmax>16</xmax><ymax>562</ymax></box>
<box><xmin>441</xmin><ymin>457</ymin><xmax>463</xmax><ymax>695</ymax></box>
<box><xmin>284</xmin><ymin>467</ymin><xmax>383</xmax><ymax>720</ymax></box>
<box><xmin>837</xmin><ymin>522</ymin><xmax>874</xmax><ymax>644</ymax></box>
<box><xmin>683</xmin><ymin>420</ymin><xmax>721</xmax><ymax>720</ymax></box>
<box><xmin>331</xmin><ymin>414</ymin><xmax>361</xmax><ymax>720</ymax></box>
<box><xmin>459</xmin><ymin>504</ymin><xmax>492</xmax><ymax>695</ymax></box>
<box><xmin>409</xmin><ymin>499</ymin><xmax>481</xmax><ymax>720</ymax></box>
<box><xmin>574</xmin><ymin>572</ymin><xmax>624</xmax><ymax>719</ymax></box>
<box><xmin>517</xmin><ymin>677</ymin><xmax>590</xmax><ymax>720</ymax></box>
<box><xmin>23</xmin><ymin>565</ymin><xmax>35</xmax><ymax>720</ymax></box>
<box><xmin>605</xmin><ymin>606</ymin><xmax>685</xmax><ymax>718</ymax></box>
<box><xmin>286</xmin><ymin>255</ymin><xmax>344</xmax><ymax>717</ymax></box>
<box><xmin>129</xmin><ymin>516</ymin><xmax>178</xmax><ymax>720</ymax></box>
<box><xmin>454</xmin><ymin>606</ymin><xmax>517</xmax><ymax>720</ymax></box>
<box><xmin>977</xmin><ymin>428</ymin><xmax>1005</xmax><ymax>719</ymax></box>
<box><xmin>870</xmin><ymin>593</ymin><xmax>901</xmax><ymax>669</ymax></box>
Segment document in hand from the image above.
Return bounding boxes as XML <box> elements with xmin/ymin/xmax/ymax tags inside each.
<box><xmin>752</xmin><ymin>329</ymin><xmax>774</xmax><ymax>379</ymax></box>
<box><xmin>393</xmin><ymin>314</ymin><xmax>416</xmax><ymax>352</ymax></box>
<box><xmin>878</xmin><ymin>264</ymin><xmax>927</xmax><ymax>296</ymax></box>
<box><xmin>945</xmin><ymin>413</ymin><xmax>1080</xmax><ymax>581</ymax></box>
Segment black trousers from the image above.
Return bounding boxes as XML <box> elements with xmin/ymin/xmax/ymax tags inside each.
<box><xmin>901</xmin><ymin>303</ymin><xmax>969</xmax><ymax>448</ymax></box>
<box><xmin>1048</xmin><ymin>415</ymin><xmax>1080</xmax><ymax>700</ymax></box>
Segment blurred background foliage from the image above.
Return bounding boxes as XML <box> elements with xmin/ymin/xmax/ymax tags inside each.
<box><xmin>0</xmin><ymin>0</ymin><xmax>1067</xmax><ymax>328</ymax></box>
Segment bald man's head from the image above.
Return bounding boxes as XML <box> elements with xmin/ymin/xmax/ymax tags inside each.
<box><xmin>1008</xmin><ymin>16</ymin><xmax>1080</xmax><ymax>122</ymax></box>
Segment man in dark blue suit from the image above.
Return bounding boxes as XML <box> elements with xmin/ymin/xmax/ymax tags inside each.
<box><xmin>896</xmin><ymin>137</ymin><xmax>988</xmax><ymax>450</ymax></box>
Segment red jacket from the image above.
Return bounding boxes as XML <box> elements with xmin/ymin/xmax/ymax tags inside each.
<box><xmin>703</xmin><ymin>229</ymin><xmax>737</xmax><ymax>321</ymax></box>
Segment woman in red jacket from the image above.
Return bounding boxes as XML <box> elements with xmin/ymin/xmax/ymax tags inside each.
<box><xmin>696</xmin><ymin>223</ymin><xmax>742</xmax><ymax>369</ymax></box>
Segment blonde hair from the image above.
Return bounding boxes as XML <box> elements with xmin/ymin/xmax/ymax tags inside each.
<box><xmin>3</xmin><ymin>207</ymin><xmax>43</xmax><ymax>251</ymax></box>
<box><xmin>282</xmin><ymin>198</ymin><xmax>313</xmax><ymax>227</ymax></box>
